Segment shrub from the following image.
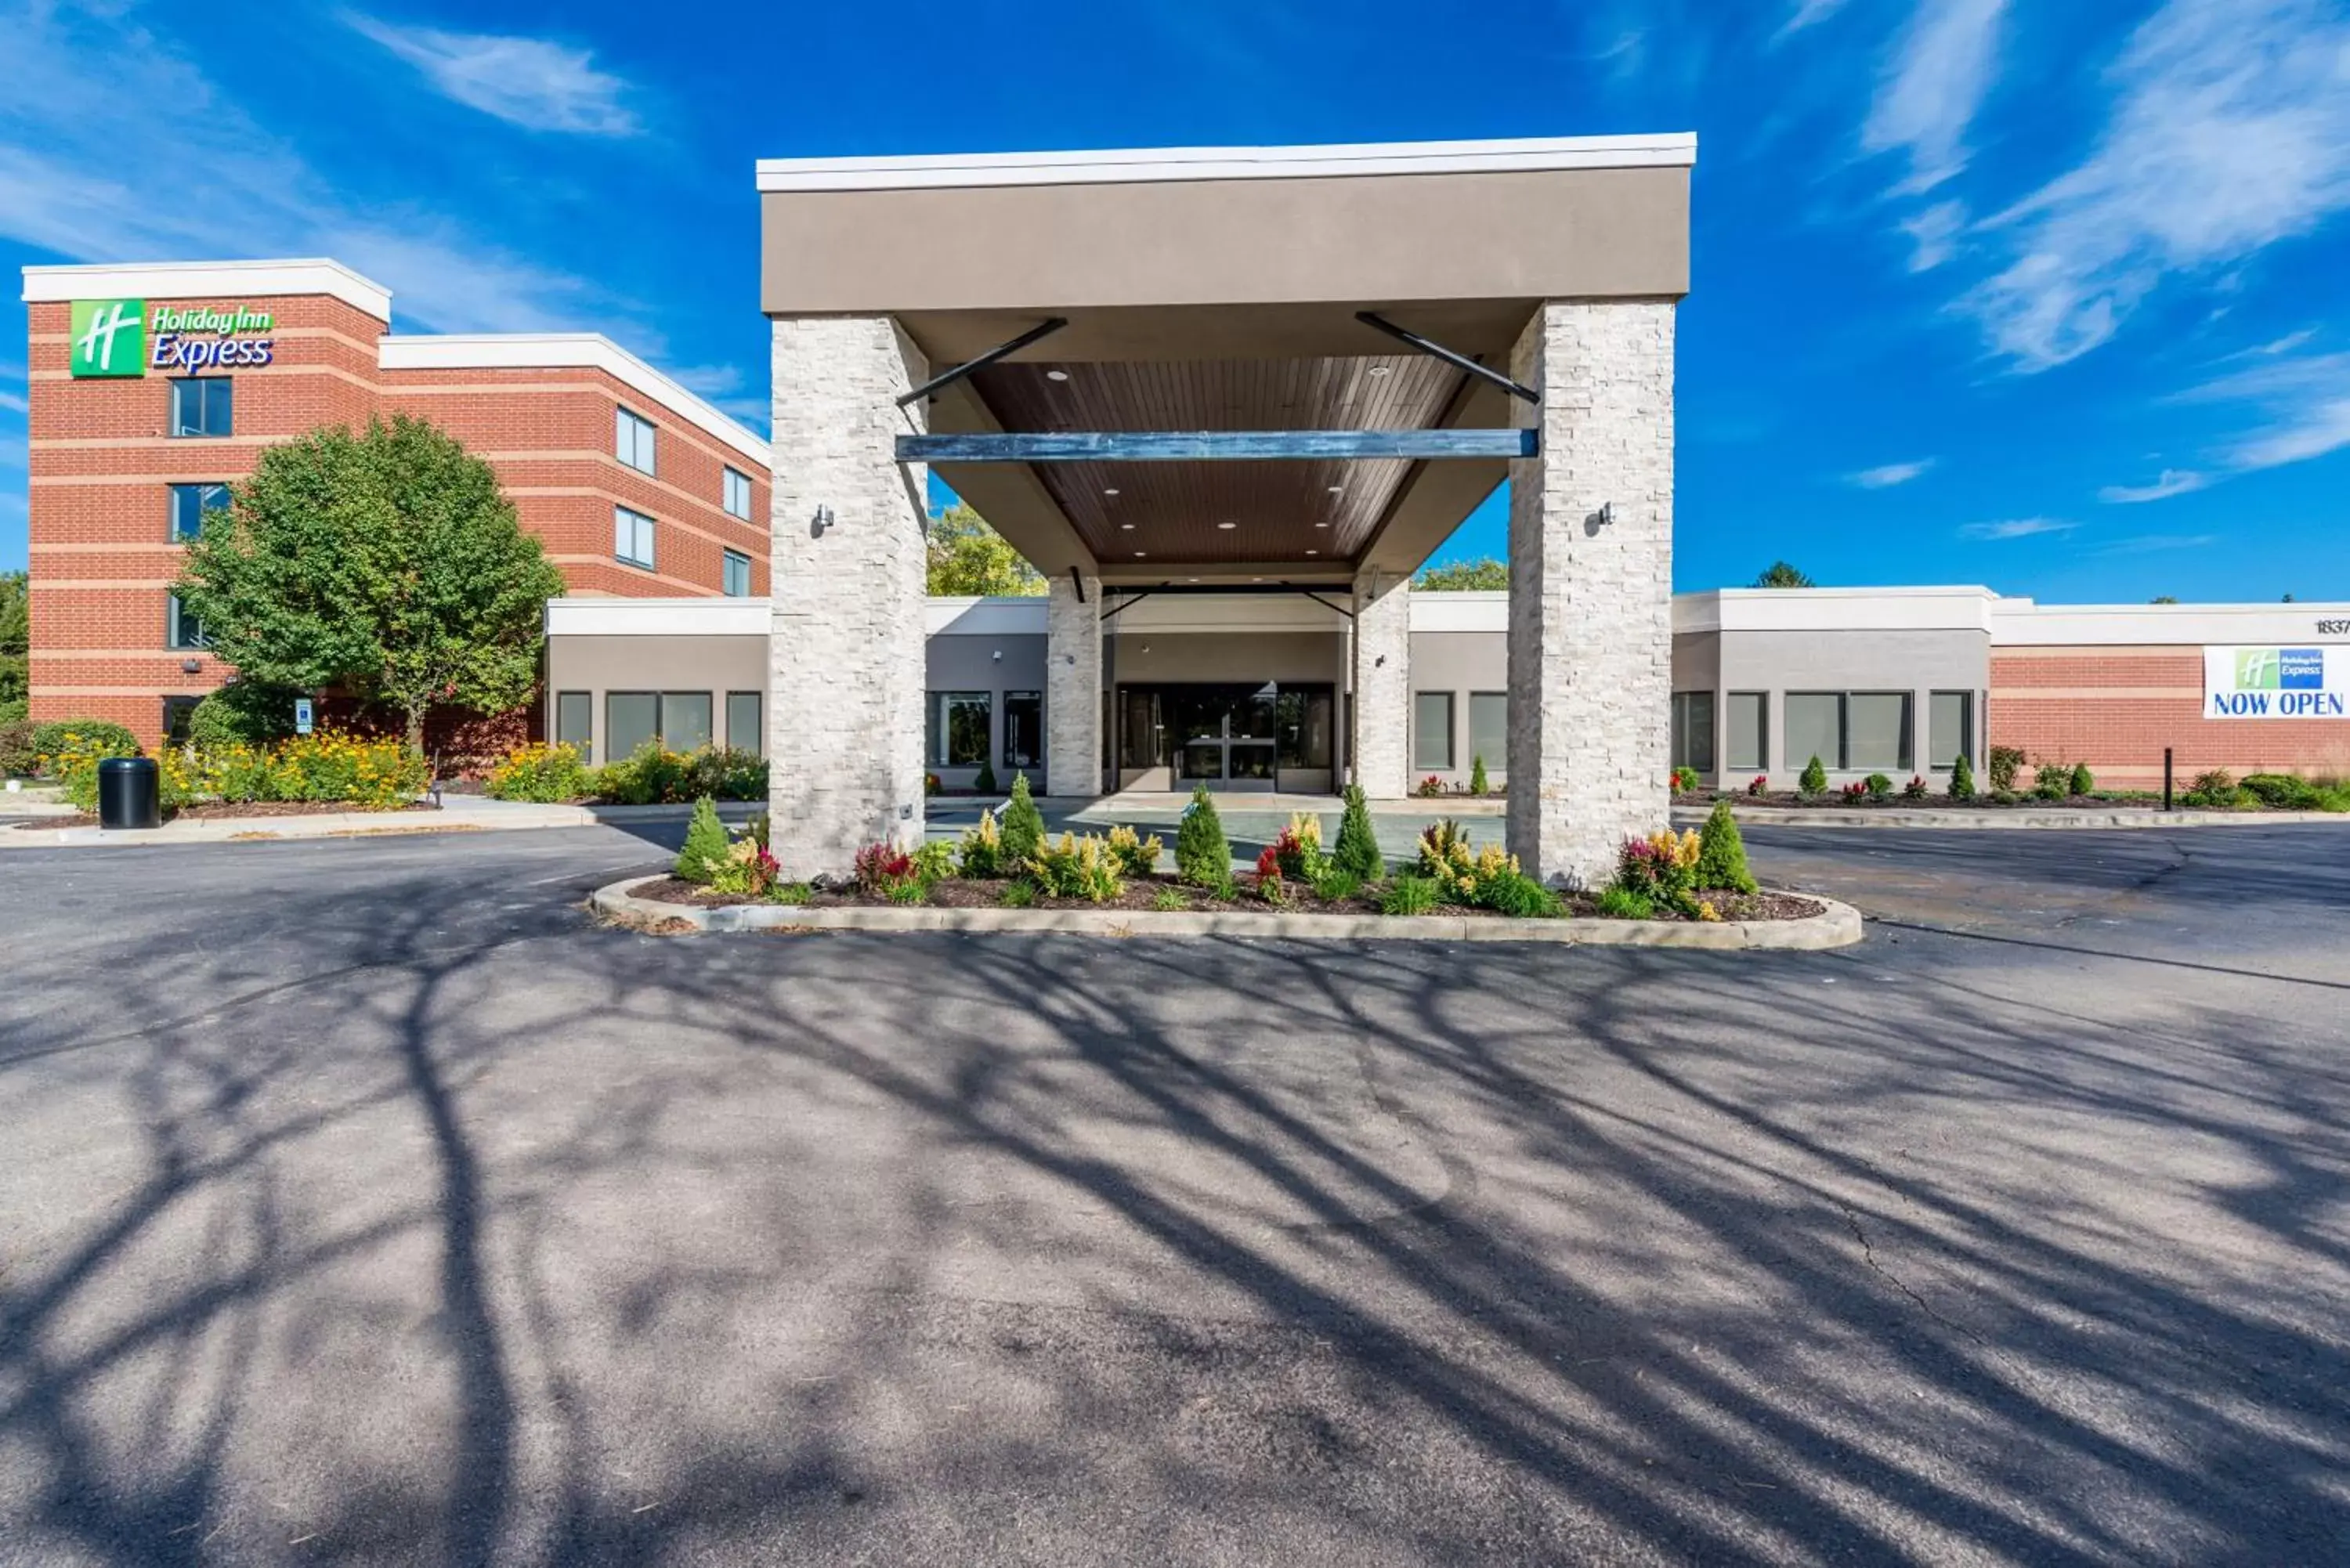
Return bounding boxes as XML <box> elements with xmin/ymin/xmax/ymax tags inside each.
<box><xmin>592</xmin><ymin>742</ymin><xmax>688</xmax><ymax>805</ymax></box>
<box><xmin>1380</xmin><ymin>873</ymin><xmax>1440</xmax><ymax>916</ymax></box>
<box><xmin>909</xmin><ymin>840</ymin><xmax>955</xmax><ymax>887</ymax></box>
<box><xmin>1270</xmin><ymin>811</ymin><xmax>1325</xmax><ymax>880</ymax></box>
<box><xmin>853</xmin><ymin>840</ymin><xmax>915</xmax><ymax>891</ymax></box>
<box><xmin>1949</xmin><ymin>752</ymin><xmax>1976</xmax><ymax>801</ymax></box>
<box><xmin>1174</xmin><ymin>783</ymin><xmax>1231</xmax><ymax>888</ymax></box>
<box><xmin>1902</xmin><ymin>774</ymin><xmax>1929</xmax><ymax>800</ymax></box>
<box><xmin>31</xmin><ymin>718</ymin><xmax>139</xmax><ymax>767</ymax></box>
<box><xmin>1029</xmin><ymin>832</ymin><xmax>1123</xmax><ymax>903</ymax></box>
<box><xmin>1612</xmin><ymin>828</ymin><xmax>1705</xmax><ymax>917</ymax></box>
<box><xmin>2182</xmin><ymin>768</ymin><xmax>2241</xmax><ymax>808</ymax></box>
<box><xmin>485</xmin><ymin>742</ymin><xmax>593</xmax><ymax>803</ymax></box>
<box><xmin>1469</xmin><ymin>754</ymin><xmax>1491</xmax><ymax>797</ymax></box>
<box><xmin>188</xmin><ymin>684</ymin><xmax>298</xmax><ymax>750</ymax></box>
<box><xmin>1747</xmin><ymin>774</ymin><xmax>1768</xmax><ymax>797</ymax></box>
<box><xmin>1694</xmin><ymin>798</ymin><xmax>1758</xmax><ymax>894</ymax></box>
<box><xmin>973</xmin><ymin>758</ymin><xmax>998</xmax><ymax>795</ymax></box>
<box><xmin>957</xmin><ymin>807</ymin><xmax>1005</xmax><ymax>877</ymax></box>
<box><xmin>1990</xmin><ymin>788</ymin><xmax>2020</xmax><ymax>805</ymax></box>
<box><xmin>680</xmin><ymin>746</ymin><xmax>766</xmax><ymax>802</ymax></box>
<box><xmin>1105</xmin><ymin>823</ymin><xmax>1162</xmax><ymax>878</ymax></box>
<box><xmin>2069</xmin><ymin>761</ymin><xmax>2095</xmax><ymax>797</ymax></box>
<box><xmin>1799</xmin><ymin>755</ymin><xmax>1828</xmax><ymax>797</ymax></box>
<box><xmin>1310</xmin><ymin>866</ymin><xmax>1361</xmax><ymax>903</ymax></box>
<box><xmin>675</xmin><ymin>797</ymin><xmax>730</xmax><ymax>884</ymax></box>
<box><xmin>1416</xmin><ymin>818</ymin><xmax>1523</xmax><ymax>906</ymax></box>
<box><xmin>0</xmin><ymin>721</ymin><xmax>37</xmax><ymax>779</ymax></box>
<box><xmin>1152</xmin><ymin>886</ymin><xmax>1187</xmax><ymax>912</ymax></box>
<box><xmin>1000</xmin><ymin>772</ymin><xmax>1047</xmax><ymax>866</ymax></box>
<box><xmin>53</xmin><ymin>729</ymin><xmax>426</xmax><ymax>812</ymax></box>
<box><xmin>2240</xmin><ymin>772</ymin><xmax>2320</xmax><ymax>810</ymax></box>
<box><xmin>708</xmin><ymin>836</ymin><xmax>781</xmax><ymax>898</ymax></box>
<box><xmin>1864</xmin><ymin>772</ymin><xmax>1894</xmax><ymax>800</ymax></box>
<box><xmin>1478</xmin><ymin>869</ymin><xmax>1563</xmax><ymax>919</ymax></box>
<box><xmin>2032</xmin><ymin>761</ymin><xmax>2071</xmax><ymax>801</ymax></box>
<box><xmin>998</xmin><ymin>880</ymin><xmax>1036</xmax><ymax>908</ymax></box>
<box><xmin>1595</xmin><ymin>885</ymin><xmax>1654</xmax><ymax>919</ymax></box>
<box><xmin>1332</xmin><ymin>783</ymin><xmax>1385</xmax><ymax>880</ymax></box>
<box><xmin>1988</xmin><ymin>746</ymin><xmax>2026</xmax><ymax>793</ymax></box>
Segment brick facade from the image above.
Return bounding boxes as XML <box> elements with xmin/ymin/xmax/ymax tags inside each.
<box><xmin>1992</xmin><ymin>647</ymin><xmax>2350</xmax><ymax>785</ymax></box>
<box><xmin>24</xmin><ymin>270</ymin><xmax>769</xmax><ymax>750</ymax></box>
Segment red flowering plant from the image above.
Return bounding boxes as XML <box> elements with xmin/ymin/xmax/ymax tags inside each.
<box><xmin>1747</xmin><ymin>774</ymin><xmax>1769</xmax><ymax>797</ymax></box>
<box><xmin>1841</xmin><ymin>780</ymin><xmax>1870</xmax><ymax>804</ymax></box>
<box><xmin>852</xmin><ymin>841</ymin><xmax>915</xmax><ymax>891</ymax></box>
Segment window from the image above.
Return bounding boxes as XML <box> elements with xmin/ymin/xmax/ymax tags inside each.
<box><xmin>723</xmin><ymin>466</ymin><xmax>754</xmax><ymax>521</ymax></box>
<box><xmin>614</xmin><ymin>506</ymin><xmax>656</xmax><ymax>569</ymax></box>
<box><xmin>726</xmin><ymin>691</ymin><xmax>762</xmax><ymax>755</ymax></box>
<box><xmin>1003</xmin><ymin>691</ymin><xmax>1042</xmax><ymax>770</ymax></box>
<box><xmin>1412</xmin><ymin>691</ymin><xmax>1454</xmax><ymax>772</ymax></box>
<box><xmin>927</xmin><ymin>690</ymin><xmax>991</xmax><ymax>767</ymax></box>
<box><xmin>1274</xmin><ymin>687</ymin><xmax>1334</xmax><ymax>769</ymax></box>
<box><xmin>1725</xmin><ymin>692</ymin><xmax>1767</xmax><ymax>773</ymax></box>
<box><xmin>616</xmin><ymin>406</ymin><xmax>656</xmax><ymax>475</ymax></box>
<box><xmin>1929</xmin><ymin>691</ymin><xmax>1973</xmax><ymax>771</ymax></box>
<box><xmin>168</xmin><ymin>482</ymin><xmax>231</xmax><ymax>543</ymax></box>
<box><xmin>162</xmin><ymin>696</ymin><xmax>201</xmax><ymax>748</ymax></box>
<box><xmin>1468</xmin><ymin>692</ymin><xmax>1507</xmax><ymax>775</ymax></box>
<box><xmin>604</xmin><ymin>691</ymin><xmax>712</xmax><ymax>761</ymax></box>
<box><xmin>555</xmin><ymin>692</ymin><xmax>592</xmax><ymax>756</ymax></box>
<box><xmin>170</xmin><ymin>378</ymin><xmax>232</xmax><ymax>437</ymax></box>
<box><xmin>1782</xmin><ymin>692</ymin><xmax>1913</xmax><ymax>772</ymax></box>
<box><xmin>1670</xmin><ymin>692</ymin><xmax>1716</xmax><ymax>775</ymax></box>
<box><xmin>721</xmin><ymin>548</ymin><xmax>752</xmax><ymax>598</ymax></box>
<box><xmin>166</xmin><ymin>594</ymin><xmax>208</xmax><ymax>650</ymax></box>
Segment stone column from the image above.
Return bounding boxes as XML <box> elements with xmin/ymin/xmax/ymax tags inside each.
<box><xmin>1045</xmin><ymin>569</ymin><xmax>1101</xmax><ymax>798</ymax></box>
<box><xmin>1505</xmin><ymin>300</ymin><xmax>1676</xmax><ymax>887</ymax></box>
<box><xmin>768</xmin><ymin>316</ymin><xmax>929</xmax><ymax>879</ymax></box>
<box><xmin>1351</xmin><ymin>569</ymin><xmax>1410</xmax><ymax>798</ymax></box>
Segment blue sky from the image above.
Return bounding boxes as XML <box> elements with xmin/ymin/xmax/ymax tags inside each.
<box><xmin>3</xmin><ymin>0</ymin><xmax>2346</xmax><ymax>602</ymax></box>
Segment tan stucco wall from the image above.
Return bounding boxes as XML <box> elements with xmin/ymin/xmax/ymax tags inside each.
<box><xmin>545</xmin><ymin>633</ymin><xmax>768</xmax><ymax>764</ymax></box>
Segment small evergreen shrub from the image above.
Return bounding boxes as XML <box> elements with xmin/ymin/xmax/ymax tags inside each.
<box><xmin>1380</xmin><ymin>873</ymin><xmax>1440</xmax><ymax>916</ymax></box>
<box><xmin>973</xmin><ymin>758</ymin><xmax>998</xmax><ymax>795</ymax></box>
<box><xmin>1988</xmin><ymin>746</ymin><xmax>2026</xmax><ymax>793</ymax></box>
<box><xmin>675</xmin><ymin>796</ymin><xmax>730</xmax><ymax>885</ymax></box>
<box><xmin>1175</xmin><ymin>784</ymin><xmax>1231</xmax><ymax>888</ymax></box>
<box><xmin>1000</xmin><ymin>773</ymin><xmax>1046</xmax><ymax>866</ymax></box>
<box><xmin>2069</xmin><ymin>761</ymin><xmax>2095</xmax><ymax>797</ymax></box>
<box><xmin>1469</xmin><ymin>754</ymin><xmax>1490</xmax><ymax>797</ymax></box>
<box><xmin>1595</xmin><ymin>885</ymin><xmax>1654</xmax><ymax>919</ymax></box>
<box><xmin>1948</xmin><ymin>752</ymin><xmax>1976</xmax><ymax>801</ymax></box>
<box><xmin>1332</xmin><ymin>783</ymin><xmax>1385</xmax><ymax>880</ymax></box>
<box><xmin>1799</xmin><ymin>755</ymin><xmax>1828</xmax><ymax>797</ymax></box>
<box><xmin>1694</xmin><ymin>798</ymin><xmax>1758</xmax><ymax>894</ymax></box>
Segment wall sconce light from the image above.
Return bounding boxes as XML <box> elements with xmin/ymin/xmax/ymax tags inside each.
<box><xmin>991</xmin><ymin>649</ymin><xmax>1002</xmax><ymax>662</ymax></box>
<box><xmin>810</xmin><ymin>504</ymin><xmax>836</xmax><ymax>537</ymax></box>
<box><xmin>180</xmin><ymin>659</ymin><xmax>202</xmax><ymax>674</ymax></box>
<box><xmin>1596</xmin><ymin>502</ymin><xmax>1617</xmax><ymax>528</ymax></box>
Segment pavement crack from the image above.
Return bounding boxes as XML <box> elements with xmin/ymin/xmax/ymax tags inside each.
<box><xmin>1831</xmin><ymin>1197</ymin><xmax>1994</xmax><ymax>1353</ymax></box>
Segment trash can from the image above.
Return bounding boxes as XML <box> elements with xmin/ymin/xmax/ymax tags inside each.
<box><xmin>97</xmin><ymin>756</ymin><xmax>161</xmax><ymax>831</ymax></box>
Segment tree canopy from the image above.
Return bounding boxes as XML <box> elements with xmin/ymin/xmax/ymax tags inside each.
<box><xmin>1754</xmin><ymin>561</ymin><xmax>1817</xmax><ymax>588</ymax></box>
<box><xmin>927</xmin><ymin>504</ymin><xmax>1043</xmax><ymax>596</ymax></box>
<box><xmin>0</xmin><ymin>569</ymin><xmax>27</xmax><ymax>722</ymax></box>
<box><xmin>175</xmin><ymin>415</ymin><xmax>565</xmax><ymax>747</ymax></box>
<box><xmin>1414</xmin><ymin>557</ymin><xmax>1510</xmax><ymax>591</ymax></box>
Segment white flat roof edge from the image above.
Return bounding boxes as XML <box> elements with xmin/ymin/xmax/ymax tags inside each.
<box><xmin>756</xmin><ymin>133</ymin><xmax>1697</xmax><ymax>193</ymax></box>
<box><xmin>380</xmin><ymin>334</ymin><xmax>771</xmax><ymax>467</ymax></box>
<box><xmin>20</xmin><ymin>257</ymin><xmax>392</xmax><ymax>320</ymax></box>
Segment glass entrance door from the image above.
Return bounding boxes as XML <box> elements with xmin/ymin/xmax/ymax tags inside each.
<box><xmin>1122</xmin><ymin>681</ymin><xmax>1332</xmax><ymax>793</ymax></box>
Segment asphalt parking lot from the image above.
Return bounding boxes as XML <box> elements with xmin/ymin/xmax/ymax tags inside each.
<box><xmin>2</xmin><ymin>822</ymin><xmax>2345</xmax><ymax>1565</ymax></box>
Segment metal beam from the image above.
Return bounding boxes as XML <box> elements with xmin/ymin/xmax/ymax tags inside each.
<box><xmin>1097</xmin><ymin>582</ymin><xmax>1355</xmax><ymax>620</ymax></box>
<box><xmin>896</xmin><ymin>429</ymin><xmax>1536</xmax><ymax>463</ymax></box>
<box><xmin>1068</xmin><ymin>565</ymin><xmax>1086</xmax><ymax>604</ymax></box>
<box><xmin>895</xmin><ymin>316</ymin><xmax>1068</xmax><ymax>408</ymax></box>
<box><xmin>1355</xmin><ymin>311</ymin><xmax>1540</xmax><ymax>405</ymax></box>
<box><xmin>1097</xmin><ymin>588</ymin><xmax>1156</xmax><ymax>623</ymax></box>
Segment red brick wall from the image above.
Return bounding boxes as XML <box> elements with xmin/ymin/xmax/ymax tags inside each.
<box><xmin>1991</xmin><ymin>646</ymin><xmax>2350</xmax><ymax>784</ymax></box>
<box><xmin>27</xmin><ymin>289</ymin><xmax>769</xmax><ymax>750</ymax></box>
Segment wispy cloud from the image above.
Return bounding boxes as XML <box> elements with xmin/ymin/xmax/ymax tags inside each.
<box><xmin>345</xmin><ymin>13</ymin><xmax>640</xmax><ymax>135</ymax></box>
<box><xmin>1863</xmin><ymin>0</ymin><xmax>2010</xmax><ymax>194</ymax></box>
<box><xmin>1849</xmin><ymin>458</ymin><xmax>1936</xmax><ymax>489</ymax></box>
<box><xmin>0</xmin><ymin>390</ymin><xmax>25</xmax><ymax>416</ymax></box>
<box><xmin>667</xmin><ymin>363</ymin><xmax>768</xmax><ymax>429</ymax></box>
<box><xmin>1960</xmin><ymin>516</ymin><xmax>2076</xmax><ymax>540</ymax></box>
<box><xmin>2097</xmin><ymin>533</ymin><xmax>2218</xmax><ymax>555</ymax></box>
<box><xmin>2099</xmin><ymin>468</ymin><xmax>2211</xmax><ymax>504</ymax></box>
<box><xmin>2186</xmin><ymin>350</ymin><xmax>2350</xmax><ymax>470</ymax></box>
<box><xmin>1965</xmin><ymin>0</ymin><xmax>2350</xmax><ymax>370</ymax></box>
<box><xmin>1777</xmin><ymin>0</ymin><xmax>1853</xmax><ymax>40</ymax></box>
<box><xmin>1900</xmin><ymin>200</ymin><xmax>1968</xmax><ymax>272</ymax></box>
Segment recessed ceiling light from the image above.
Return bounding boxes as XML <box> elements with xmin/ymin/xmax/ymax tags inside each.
<box><xmin>1187</xmin><ymin>576</ymin><xmax>1201</xmax><ymax>583</ymax></box>
<box><xmin>1305</xmin><ymin>548</ymin><xmax>1319</xmax><ymax>556</ymax></box>
<box><xmin>1133</xmin><ymin>551</ymin><xmax>1147</xmax><ymax>558</ymax></box>
<box><xmin>1251</xmin><ymin>576</ymin><xmax>1264</xmax><ymax>583</ymax></box>
<box><xmin>1367</xmin><ymin>365</ymin><xmax>1392</xmax><ymax>378</ymax></box>
<box><xmin>1120</xmin><ymin>522</ymin><xmax>1135</xmax><ymax>530</ymax></box>
<box><xmin>1046</xmin><ymin>369</ymin><xmax>1070</xmax><ymax>381</ymax></box>
<box><xmin>1104</xmin><ymin>487</ymin><xmax>1119</xmax><ymax>497</ymax></box>
<box><xmin>1327</xmin><ymin>485</ymin><xmax>1344</xmax><ymax>495</ymax></box>
<box><xmin>1216</xmin><ymin>521</ymin><xmax>1237</xmax><ymax>530</ymax></box>
<box><xmin>1314</xmin><ymin>521</ymin><xmax>1329</xmax><ymax>529</ymax></box>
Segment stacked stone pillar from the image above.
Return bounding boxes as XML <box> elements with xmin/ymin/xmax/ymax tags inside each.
<box><xmin>1351</xmin><ymin>570</ymin><xmax>1411</xmax><ymax>798</ymax></box>
<box><xmin>767</xmin><ymin>316</ymin><xmax>930</xmax><ymax>878</ymax></box>
<box><xmin>1045</xmin><ymin>570</ymin><xmax>1102</xmax><ymax>797</ymax></box>
<box><xmin>1505</xmin><ymin>300</ymin><xmax>1677</xmax><ymax>887</ymax></box>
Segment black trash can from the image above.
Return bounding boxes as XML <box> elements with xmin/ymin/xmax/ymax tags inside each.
<box><xmin>97</xmin><ymin>756</ymin><xmax>161</xmax><ymax>831</ymax></box>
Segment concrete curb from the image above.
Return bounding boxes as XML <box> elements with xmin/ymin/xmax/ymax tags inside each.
<box><xmin>0</xmin><ymin>796</ymin><xmax>771</xmax><ymax>849</ymax></box>
<box><xmin>591</xmin><ymin>875</ymin><xmax>1864</xmax><ymax>950</ymax></box>
<box><xmin>1672</xmin><ymin>804</ymin><xmax>2350</xmax><ymax>830</ymax></box>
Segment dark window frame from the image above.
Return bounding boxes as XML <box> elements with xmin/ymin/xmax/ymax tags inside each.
<box><xmin>1412</xmin><ymin>690</ymin><xmax>1455</xmax><ymax>773</ymax></box>
<box><xmin>169</xmin><ymin>377</ymin><xmax>233</xmax><ymax>438</ymax></box>
<box><xmin>721</xmin><ymin>548</ymin><xmax>752</xmax><ymax>597</ymax></box>
<box><xmin>168</xmin><ymin>482</ymin><xmax>232</xmax><ymax>543</ymax></box>
<box><xmin>166</xmin><ymin>594</ymin><xmax>210</xmax><ymax>650</ymax></box>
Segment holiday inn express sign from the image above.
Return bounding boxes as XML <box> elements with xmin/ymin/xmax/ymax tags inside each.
<box><xmin>2204</xmin><ymin>645</ymin><xmax>2350</xmax><ymax>719</ymax></box>
<box><xmin>68</xmin><ymin>298</ymin><xmax>277</xmax><ymax>377</ymax></box>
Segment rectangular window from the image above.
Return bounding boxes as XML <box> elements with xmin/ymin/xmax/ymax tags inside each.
<box><xmin>614</xmin><ymin>506</ymin><xmax>656</xmax><ymax>569</ymax></box>
<box><xmin>555</xmin><ymin>691</ymin><xmax>592</xmax><ymax>756</ymax></box>
<box><xmin>162</xmin><ymin>696</ymin><xmax>201</xmax><ymax>748</ymax></box>
<box><xmin>1671</xmin><ymin>692</ymin><xmax>1716</xmax><ymax>774</ymax></box>
<box><xmin>168</xmin><ymin>482</ymin><xmax>231</xmax><ymax>542</ymax></box>
<box><xmin>606</xmin><ymin>692</ymin><xmax>657</xmax><ymax>763</ymax></box>
<box><xmin>1003</xmin><ymin>690</ymin><xmax>1042</xmax><ymax>770</ymax></box>
<box><xmin>166</xmin><ymin>594</ymin><xmax>208</xmax><ymax>650</ymax></box>
<box><xmin>169</xmin><ymin>378</ymin><xmax>232</xmax><ymax>437</ymax></box>
<box><xmin>1847</xmin><ymin>692</ymin><xmax>1912</xmax><ymax>772</ymax></box>
<box><xmin>1725</xmin><ymin>692</ymin><xmax>1767</xmax><ymax>773</ymax></box>
<box><xmin>725</xmin><ymin>690</ymin><xmax>762</xmax><ymax>755</ymax></box>
<box><xmin>660</xmin><ymin>692</ymin><xmax>713</xmax><ymax>753</ymax></box>
<box><xmin>1929</xmin><ymin>690</ymin><xmax>1973</xmax><ymax>771</ymax></box>
<box><xmin>723</xmin><ymin>466</ymin><xmax>754</xmax><ymax>521</ymax></box>
<box><xmin>721</xmin><ymin>548</ymin><xmax>752</xmax><ymax>598</ymax></box>
<box><xmin>1274</xmin><ymin>687</ymin><xmax>1334</xmax><ymax>769</ymax></box>
<box><xmin>616</xmin><ymin>406</ymin><xmax>656</xmax><ymax>475</ymax></box>
<box><xmin>1412</xmin><ymin>691</ymin><xmax>1454</xmax><ymax>772</ymax></box>
<box><xmin>927</xmin><ymin>690</ymin><xmax>991</xmax><ymax>767</ymax></box>
<box><xmin>1784</xmin><ymin>693</ymin><xmax>1844</xmax><ymax>772</ymax></box>
<box><xmin>1467</xmin><ymin>692</ymin><xmax>1507</xmax><ymax>775</ymax></box>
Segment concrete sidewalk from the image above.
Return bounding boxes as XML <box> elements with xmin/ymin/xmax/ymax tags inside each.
<box><xmin>0</xmin><ymin>794</ymin><xmax>765</xmax><ymax>849</ymax></box>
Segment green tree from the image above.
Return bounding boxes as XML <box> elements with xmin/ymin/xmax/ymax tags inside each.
<box><xmin>2150</xmin><ymin>595</ymin><xmax>2179</xmax><ymax>605</ymax></box>
<box><xmin>1175</xmin><ymin>784</ymin><xmax>1232</xmax><ymax>889</ymax></box>
<box><xmin>1695</xmin><ymin>799</ymin><xmax>1758</xmax><ymax>894</ymax></box>
<box><xmin>1332</xmin><ymin>782</ymin><xmax>1385</xmax><ymax>880</ymax></box>
<box><xmin>1414</xmin><ymin>557</ymin><xmax>1509</xmax><ymax>591</ymax></box>
<box><xmin>999</xmin><ymin>771</ymin><xmax>1046</xmax><ymax>866</ymax></box>
<box><xmin>175</xmin><ymin>415</ymin><xmax>563</xmax><ymax>750</ymax></box>
<box><xmin>927</xmin><ymin>504</ymin><xmax>1043</xmax><ymax>596</ymax></box>
<box><xmin>1755</xmin><ymin>561</ymin><xmax>1816</xmax><ymax>588</ymax></box>
<box><xmin>0</xmin><ymin>569</ymin><xmax>27</xmax><ymax>722</ymax></box>
<box><xmin>676</xmin><ymin>796</ymin><xmax>730</xmax><ymax>884</ymax></box>
<box><xmin>1799</xmin><ymin>754</ymin><xmax>1828</xmax><ymax>796</ymax></box>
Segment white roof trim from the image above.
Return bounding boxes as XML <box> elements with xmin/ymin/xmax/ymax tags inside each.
<box><xmin>1675</xmin><ymin>587</ymin><xmax>2003</xmax><ymax>636</ymax></box>
<box><xmin>20</xmin><ymin>257</ymin><xmax>392</xmax><ymax>320</ymax></box>
<box><xmin>379</xmin><ymin>334</ymin><xmax>771</xmax><ymax>467</ymax></box>
<box><xmin>546</xmin><ymin>597</ymin><xmax>768</xmax><ymax>638</ymax></box>
<box><xmin>1989</xmin><ymin>599</ymin><xmax>2350</xmax><ymax>647</ymax></box>
<box><xmin>757</xmin><ymin>133</ymin><xmax>1697</xmax><ymax>193</ymax></box>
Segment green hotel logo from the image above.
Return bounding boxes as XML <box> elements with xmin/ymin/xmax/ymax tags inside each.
<box><xmin>69</xmin><ymin>298</ymin><xmax>147</xmax><ymax>378</ymax></box>
<box><xmin>2236</xmin><ymin>649</ymin><xmax>2283</xmax><ymax>689</ymax></box>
